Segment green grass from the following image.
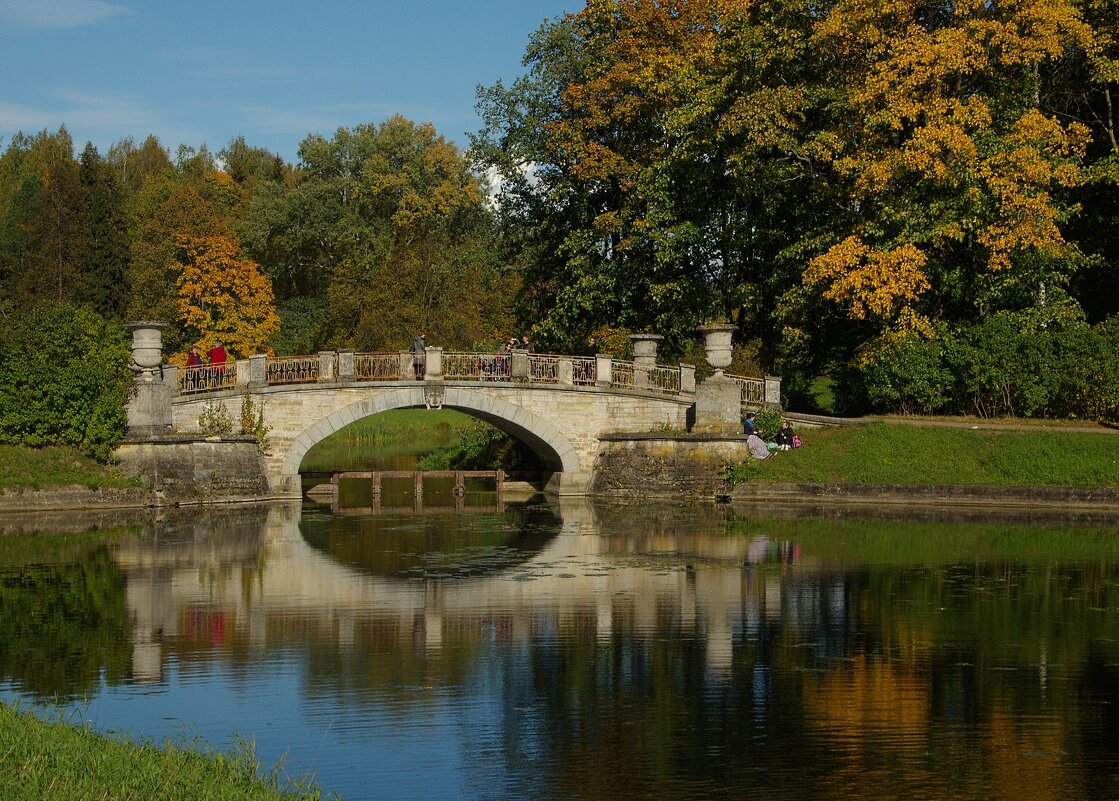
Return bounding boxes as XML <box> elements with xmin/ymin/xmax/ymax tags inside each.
<box><xmin>742</xmin><ymin>422</ymin><xmax>1119</xmax><ymax>487</ymax></box>
<box><xmin>0</xmin><ymin>445</ymin><xmax>140</xmax><ymax>490</ymax></box>
<box><xmin>0</xmin><ymin>702</ymin><xmax>334</xmax><ymax>801</ymax></box>
<box><xmin>300</xmin><ymin>408</ymin><xmax>478</xmax><ymax>471</ymax></box>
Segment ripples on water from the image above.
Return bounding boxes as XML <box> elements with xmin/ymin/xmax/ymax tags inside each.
<box><xmin>2</xmin><ymin>497</ymin><xmax>1119</xmax><ymax>801</ymax></box>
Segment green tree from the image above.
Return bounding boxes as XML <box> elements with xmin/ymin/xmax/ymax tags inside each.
<box><xmin>245</xmin><ymin>116</ymin><xmax>513</xmax><ymax>351</ymax></box>
<box><xmin>126</xmin><ymin>181</ymin><xmax>229</xmax><ymax>354</ymax></box>
<box><xmin>105</xmin><ymin>134</ymin><xmax>174</xmax><ymax>197</ymax></box>
<box><xmin>80</xmin><ymin>142</ymin><xmax>129</xmax><ymax>319</ymax></box>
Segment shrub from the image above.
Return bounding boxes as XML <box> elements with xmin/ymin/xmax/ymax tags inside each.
<box><xmin>198</xmin><ymin>401</ymin><xmax>234</xmax><ymax>435</ymax></box>
<box><xmin>860</xmin><ymin>335</ymin><xmax>952</xmax><ymax>415</ymax></box>
<box><xmin>753</xmin><ymin>407</ymin><xmax>784</xmax><ymax>440</ymax></box>
<box><xmin>0</xmin><ymin>304</ymin><xmax>132</xmax><ymax>460</ymax></box>
<box><xmin>239</xmin><ymin>395</ymin><xmax>272</xmax><ymax>453</ymax></box>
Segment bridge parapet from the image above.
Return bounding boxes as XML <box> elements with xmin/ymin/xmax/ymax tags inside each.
<box><xmin>173</xmin><ymin>350</ymin><xmax>778</xmax><ymax>407</ymax></box>
<box><xmin>175</xmin><ymin>350</ymin><xmax>698</xmax><ymax>400</ymax></box>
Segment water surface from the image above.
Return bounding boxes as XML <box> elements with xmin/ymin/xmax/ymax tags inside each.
<box><xmin>2</xmin><ymin>498</ymin><xmax>1118</xmax><ymax>800</ymax></box>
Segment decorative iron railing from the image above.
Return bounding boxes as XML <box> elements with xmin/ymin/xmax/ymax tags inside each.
<box><xmin>354</xmin><ymin>352</ymin><xmax>400</xmax><ymax>381</ymax></box>
<box><xmin>172</xmin><ymin>351</ymin><xmax>704</xmax><ymax>399</ymax></box>
<box><xmin>572</xmin><ymin>357</ymin><xmax>596</xmax><ymax>385</ymax></box>
<box><xmin>528</xmin><ymin>354</ymin><xmax>559</xmax><ymax>384</ymax></box>
<box><xmin>609</xmin><ymin>361</ymin><xmax>682</xmax><ymax>396</ymax></box>
<box><xmin>644</xmin><ymin>365</ymin><xmax>682</xmax><ymax>394</ymax></box>
<box><xmin>442</xmin><ymin>352</ymin><xmax>497</xmax><ymax>380</ymax></box>
<box><xmin>725</xmin><ymin>373</ymin><xmax>765</xmax><ymax>405</ymax></box>
<box><xmin>178</xmin><ymin>363</ymin><xmax>236</xmax><ymax>394</ymax></box>
<box><xmin>268</xmin><ymin>355</ymin><xmax>318</xmax><ymax>384</ymax></box>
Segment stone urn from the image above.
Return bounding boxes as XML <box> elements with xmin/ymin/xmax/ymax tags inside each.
<box><xmin>628</xmin><ymin>333</ymin><xmax>664</xmax><ymax>367</ymax></box>
<box><xmin>126</xmin><ymin>321</ymin><xmax>166</xmax><ymax>377</ymax></box>
<box><xmin>697</xmin><ymin>323</ymin><xmax>736</xmax><ymax>376</ymax></box>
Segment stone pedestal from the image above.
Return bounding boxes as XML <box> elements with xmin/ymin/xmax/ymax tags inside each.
<box><xmin>318</xmin><ymin>351</ymin><xmax>336</xmax><ymax>383</ymax></box>
<box><xmin>594</xmin><ymin>354</ymin><xmax>613</xmax><ymax>387</ymax></box>
<box><xmin>337</xmin><ymin>350</ymin><xmax>355</xmax><ymax>382</ymax></box>
<box><xmin>511</xmin><ymin>348</ymin><xmax>529</xmax><ymax>381</ymax></box>
<box><xmin>691</xmin><ymin>373</ymin><xmax>743</xmax><ymax>435</ymax></box>
<box><xmin>126</xmin><ymin>378</ymin><xmax>174</xmax><ymax>437</ymax></box>
<box><xmin>125</xmin><ymin>321</ymin><xmax>172</xmax><ymax>437</ymax></box>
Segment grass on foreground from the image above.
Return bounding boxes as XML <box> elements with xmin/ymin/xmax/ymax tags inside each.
<box><xmin>0</xmin><ymin>444</ymin><xmax>140</xmax><ymax>490</ymax></box>
<box><xmin>741</xmin><ymin>422</ymin><xmax>1119</xmax><ymax>488</ymax></box>
<box><xmin>0</xmin><ymin>702</ymin><xmax>334</xmax><ymax>801</ymax></box>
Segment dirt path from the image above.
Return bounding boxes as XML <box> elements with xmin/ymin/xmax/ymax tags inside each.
<box><xmin>783</xmin><ymin>410</ymin><xmax>1119</xmax><ymax>434</ymax></box>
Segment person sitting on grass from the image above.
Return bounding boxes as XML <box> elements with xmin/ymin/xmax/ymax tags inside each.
<box><xmin>775</xmin><ymin>420</ymin><xmax>796</xmax><ymax>450</ymax></box>
<box><xmin>746</xmin><ymin>431</ymin><xmax>771</xmax><ymax>460</ymax></box>
<box><xmin>743</xmin><ymin>412</ymin><xmax>756</xmax><ymax>435</ymax></box>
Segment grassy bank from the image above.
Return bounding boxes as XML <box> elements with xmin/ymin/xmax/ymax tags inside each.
<box><xmin>0</xmin><ymin>445</ymin><xmax>139</xmax><ymax>490</ymax></box>
<box><xmin>735</xmin><ymin>422</ymin><xmax>1119</xmax><ymax>487</ymax></box>
<box><xmin>300</xmin><ymin>408</ymin><xmax>474</xmax><ymax>472</ymax></box>
<box><xmin>0</xmin><ymin>702</ymin><xmax>332</xmax><ymax>801</ymax></box>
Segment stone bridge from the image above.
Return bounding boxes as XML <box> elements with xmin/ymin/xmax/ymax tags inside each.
<box><xmin>128</xmin><ymin>329</ymin><xmax>779</xmax><ymax>498</ymax></box>
<box><xmin>170</xmin><ymin>349</ymin><xmax>714</xmax><ymax>496</ymax></box>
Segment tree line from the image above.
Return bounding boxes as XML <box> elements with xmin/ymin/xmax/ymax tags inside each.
<box><xmin>2</xmin><ymin>0</ymin><xmax>1118</xmax><ymax>457</ymax></box>
<box><xmin>472</xmin><ymin>0</ymin><xmax>1119</xmax><ymax>419</ymax></box>
<box><xmin>0</xmin><ymin>117</ymin><xmax>516</xmax><ymax>363</ymax></box>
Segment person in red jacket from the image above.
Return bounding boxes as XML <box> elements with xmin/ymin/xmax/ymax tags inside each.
<box><xmin>207</xmin><ymin>340</ymin><xmax>227</xmax><ymax>368</ymax></box>
<box><xmin>207</xmin><ymin>340</ymin><xmax>228</xmax><ymax>387</ymax></box>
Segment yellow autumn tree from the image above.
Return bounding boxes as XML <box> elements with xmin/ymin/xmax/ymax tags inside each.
<box><xmin>804</xmin><ymin>0</ymin><xmax>1099</xmax><ymax>339</ymax></box>
<box><xmin>175</xmin><ymin>234</ymin><xmax>280</xmax><ymax>358</ymax></box>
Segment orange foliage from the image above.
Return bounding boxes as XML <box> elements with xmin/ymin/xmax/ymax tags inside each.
<box><xmin>174</xmin><ymin>234</ymin><xmax>280</xmax><ymax>358</ymax></box>
<box><xmin>805</xmin><ymin>237</ymin><xmax>931</xmax><ymax>323</ymax></box>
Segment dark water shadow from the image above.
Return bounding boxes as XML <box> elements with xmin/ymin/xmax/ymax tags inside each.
<box><xmin>298</xmin><ymin>497</ymin><xmax>563</xmax><ymax>579</ymax></box>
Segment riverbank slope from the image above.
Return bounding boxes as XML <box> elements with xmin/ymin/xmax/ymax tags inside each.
<box><xmin>0</xmin><ymin>702</ymin><xmax>332</xmax><ymax>801</ymax></box>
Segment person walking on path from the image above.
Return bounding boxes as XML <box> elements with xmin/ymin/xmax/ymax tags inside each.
<box><xmin>186</xmin><ymin>346</ymin><xmax>203</xmax><ymax>391</ymax></box>
<box><xmin>412</xmin><ymin>331</ymin><xmax>426</xmax><ymax>379</ymax></box>
<box><xmin>207</xmin><ymin>340</ymin><xmax>227</xmax><ymax>369</ymax></box>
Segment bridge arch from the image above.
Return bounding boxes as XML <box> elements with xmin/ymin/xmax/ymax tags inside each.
<box><xmin>279</xmin><ymin>386</ymin><xmax>581</xmax><ymax>479</ymax></box>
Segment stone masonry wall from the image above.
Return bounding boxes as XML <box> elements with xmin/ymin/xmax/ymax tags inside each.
<box><xmin>591</xmin><ymin>435</ymin><xmax>755</xmax><ymax>498</ymax></box>
<box><xmin>114</xmin><ymin>435</ymin><xmax>272</xmax><ymax>504</ymax></box>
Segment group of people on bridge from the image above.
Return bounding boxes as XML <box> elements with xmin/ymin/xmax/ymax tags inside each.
<box><xmin>411</xmin><ymin>331</ymin><xmax>537</xmax><ymax>380</ymax></box>
<box><xmin>183</xmin><ymin>341</ymin><xmax>229</xmax><ymax>392</ymax></box>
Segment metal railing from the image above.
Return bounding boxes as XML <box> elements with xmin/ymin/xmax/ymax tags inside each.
<box><xmin>354</xmin><ymin>352</ymin><xmax>400</xmax><ymax>381</ymax></box>
<box><xmin>528</xmin><ymin>354</ymin><xmax>559</xmax><ymax>384</ymax></box>
<box><xmin>178</xmin><ymin>363</ymin><xmax>236</xmax><ymax>394</ymax></box>
<box><xmin>172</xmin><ymin>350</ymin><xmax>706</xmax><ymax>399</ymax></box>
<box><xmin>725</xmin><ymin>373</ymin><xmax>765</xmax><ymax>405</ymax></box>
<box><xmin>443</xmin><ymin>352</ymin><xmax>508</xmax><ymax>380</ymax></box>
<box><xmin>609</xmin><ymin>361</ymin><xmax>682</xmax><ymax>396</ymax></box>
<box><xmin>268</xmin><ymin>355</ymin><xmax>319</xmax><ymax>384</ymax></box>
<box><xmin>572</xmin><ymin>357</ymin><xmax>596</xmax><ymax>385</ymax></box>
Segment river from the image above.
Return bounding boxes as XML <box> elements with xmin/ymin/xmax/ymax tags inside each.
<box><xmin>2</xmin><ymin>495</ymin><xmax>1118</xmax><ymax>800</ymax></box>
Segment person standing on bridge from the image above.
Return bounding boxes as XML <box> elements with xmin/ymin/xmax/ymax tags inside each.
<box><xmin>412</xmin><ymin>331</ymin><xmax>426</xmax><ymax>379</ymax></box>
<box><xmin>186</xmin><ymin>346</ymin><xmax>203</xmax><ymax>391</ymax></box>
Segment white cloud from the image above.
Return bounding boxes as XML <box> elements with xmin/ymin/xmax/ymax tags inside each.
<box><xmin>0</xmin><ymin>0</ymin><xmax>127</xmax><ymax>29</ymax></box>
<box><xmin>0</xmin><ymin>92</ymin><xmax>206</xmax><ymax>155</ymax></box>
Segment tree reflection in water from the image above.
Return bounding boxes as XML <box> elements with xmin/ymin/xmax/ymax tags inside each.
<box><xmin>0</xmin><ymin>499</ymin><xmax>1117</xmax><ymax>801</ymax></box>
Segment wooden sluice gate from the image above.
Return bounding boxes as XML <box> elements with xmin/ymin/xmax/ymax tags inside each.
<box><xmin>326</xmin><ymin>469</ymin><xmax>506</xmax><ymax>514</ymax></box>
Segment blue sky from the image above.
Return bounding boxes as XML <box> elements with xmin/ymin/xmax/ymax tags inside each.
<box><xmin>0</xmin><ymin>0</ymin><xmax>575</xmax><ymax>162</ymax></box>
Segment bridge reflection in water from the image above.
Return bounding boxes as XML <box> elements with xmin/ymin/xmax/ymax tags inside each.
<box><xmin>13</xmin><ymin>497</ymin><xmax>1119</xmax><ymax>800</ymax></box>
<box><xmin>113</xmin><ymin>498</ymin><xmax>797</xmax><ymax>684</ymax></box>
